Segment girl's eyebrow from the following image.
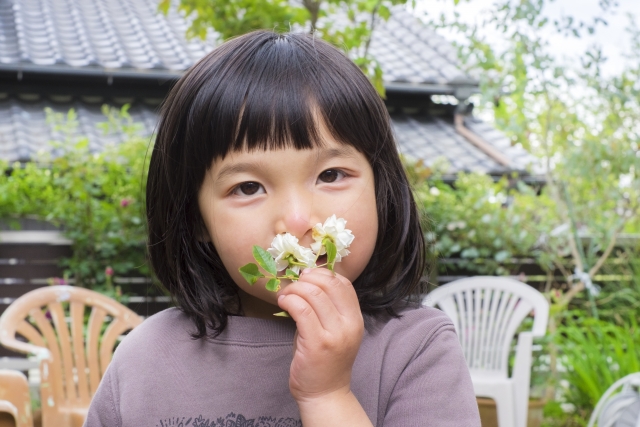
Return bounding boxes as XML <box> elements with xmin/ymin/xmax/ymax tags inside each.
<box><xmin>215</xmin><ymin>161</ymin><xmax>262</xmax><ymax>182</ymax></box>
<box><xmin>215</xmin><ymin>146</ymin><xmax>356</xmax><ymax>182</ymax></box>
<box><xmin>315</xmin><ymin>146</ymin><xmax>357</xmax><ymax>163</ymax></box>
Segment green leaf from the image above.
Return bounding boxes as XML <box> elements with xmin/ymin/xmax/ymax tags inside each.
<box><xmin>253</xmin><ymin>245</ymin><xmax>277</xmax><ymax>276</ymax></box>
<box><xmin>378</xmin><ymin>4</ymin><xmax>390</xmax><ymax>20</ymax></box>
<box><xmin>157</xmin><ymin>0</ymin><xmax>170</xmax><ymax>14</ymax></box>
<box><xmin>285</xmin><ymin>269</ymin><xmax>299</xmax><ymax>280</ymax></box>
<box><xmin>494</xmin><ymin>250</ymin><xmax>510</xmax><ymax>263</ymax></box>
<box><xmin>324</xmin><ymin>238</ymin><xmax>337</xmax><ymax>271</ymax></box>
<box><xmin>273</xmin><ymin>311</ymin><xmax>290</xmax><ymax>317</ymax></box>
<box><xmin>265</xmin><ymin>278</ymin><xmax>281</xmax><ymax>292</ymax></box>
<box><xmin>239</xmin><ymin>263</ymin><xmax>264</xmax><ymax>285</ymax></box>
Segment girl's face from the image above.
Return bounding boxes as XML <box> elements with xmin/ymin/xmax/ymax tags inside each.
<box><xmin>197</xmin><ymin>128</ymin><xmax>378</xmax><ymax>318</ymax></box>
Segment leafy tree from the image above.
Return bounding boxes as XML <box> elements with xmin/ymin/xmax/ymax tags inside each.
<box><xmin>430</xmin><ymin>0</ymin><xmax>640</xmax><ymax>305</ymax></box>
<box><xmin>158</xmin><ymin>0</ymin><xmax>415</xmax><ymax>95</ymax></box>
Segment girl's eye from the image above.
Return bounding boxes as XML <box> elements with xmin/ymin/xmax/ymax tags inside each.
<box><xmin>232</xmin><ymin>182</ymin><xmax>265</xmax><ymax>196</ymax></box>
<box><xmin>318</xmin><ymin>169</ymin><xmax>345</xmax><ymax>184</ymax></box>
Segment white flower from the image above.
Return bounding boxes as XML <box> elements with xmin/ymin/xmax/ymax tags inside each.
<box><xmin>267</xmin><ymin>233</ymin><xmax>316</xmax><ymax>274</ymax></box>
<box><xmin>311</xmin><ymin>215</ymin><xmax>355</xmax><ymax>263</ymax></box>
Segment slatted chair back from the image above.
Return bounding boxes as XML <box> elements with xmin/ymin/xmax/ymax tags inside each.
<box><xmin>0</xmin><ymin>285</ymin><xmax>143</xmax><ymax>427</ymax></box>
<box><xmin>424</xmin><ymin>276</ymin><xmax>549</xmax><ymax>377</ymax></box>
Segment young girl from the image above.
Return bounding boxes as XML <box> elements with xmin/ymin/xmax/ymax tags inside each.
<box><xmin>85</xmin><ymin>31</ymin><xmax>480</xmax><ymax>427</ymax></box>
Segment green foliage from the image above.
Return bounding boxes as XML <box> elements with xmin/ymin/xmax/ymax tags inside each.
<box><xmin>430</xmin><ymin>1</ymin><xmax>640</xmax><ymax>293</ymax></box>
<box><xmin>541</xmin><ymin>401</ymin><xmax>585</xmax><ymax>427</ymax></box>
<box><xmin>265</xmin><ymin>278</ymin><xmax>280</xmax><ymax>292</ymax></box>
<box><xmin>158</xmin><ymin>0</ymin><xmax>302</xmax><ymax>40</ymax></box>
<box><xmin>285</xmin><ymin>269</ymin><xmax>299</xmax><ymax>280</ymax></box>
<box><xmin>239</xmin><ymin>263</ymin><xmax>264</xmax><ymax>285</ymax></box>
<box><xmin>0</xmin><ymin>105</ymin><xmax>151</xmax><ymax>290</ymax></box>
<box><xmin>158</xmin><ymin>0</ymin><xmax>416</xmax><ymax>95</ymax></box>
<box><xmin>555</xmin><ymin>314</ymin><xmax>640</xmax><ymax>416</ymax></box>
<box><xmin>324</xmin><ymin>238</ymin><xmax>337</xmax><ymax>271</ymax></box>
<box><xmin>407</xmin><ymin>157</ymin><xmax>544</xmax><ymax>276</ymax></box>
<box><xmin>585</xmin><ymin>246</ymin><xmax>640</xmax><ymax>325</ymax></box>
<box><xmin>252</xmin><ymin>245</ymin><xmax>278</xmax><ymax>276</ymax></box>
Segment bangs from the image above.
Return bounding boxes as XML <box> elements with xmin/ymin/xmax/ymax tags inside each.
<box><xmin>175</xmin><ymin>31</ymin><xmax>388</xmax><ymax>163</ymax></box>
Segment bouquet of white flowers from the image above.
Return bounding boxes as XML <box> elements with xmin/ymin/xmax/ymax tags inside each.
<box><xmin>239</xmin><ymin>215</ymin><xmax>355</xmax><ymax>293</ymax></box>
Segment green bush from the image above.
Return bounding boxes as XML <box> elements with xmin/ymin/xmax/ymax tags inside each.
<box><xmin>0</xmin><ymin>105</ymin><xmax>151</xmax><ymax>294</ymax></box>
<box><xmin>406</xmin><ymin>157</ymin><xmax>547</xmax><ymax>277</ymax></box>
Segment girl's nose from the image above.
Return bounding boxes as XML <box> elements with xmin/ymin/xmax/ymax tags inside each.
<box><xmin>276</xmin><ymin>211</ymin><xmax>311</xmax><ymax>238</ymax></box>
<box><xmin>274</xmin><ymin>193</ymin><xmax>315</xmax><ymax>239</ymax></box>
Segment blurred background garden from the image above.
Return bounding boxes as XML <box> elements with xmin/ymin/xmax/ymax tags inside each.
<box><xmin>0</xmin><ymin>0</ymin><xmax>638</xmax><ymax>426</ymax></box>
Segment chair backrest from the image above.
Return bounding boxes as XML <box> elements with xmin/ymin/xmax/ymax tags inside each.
<box><xmin>588</xmin><ymin>373</ymin><xmax>640</xmax><ymax>427</ymax></box>
<box><xmin>423</xmin><ymin>276</ymin><xmax>549</xmax><ymax>377</ymax></box>
<box><xmin>0</xmin><ymin>286</ymin><xmax>143</xmax><ymax>413</ymax></box>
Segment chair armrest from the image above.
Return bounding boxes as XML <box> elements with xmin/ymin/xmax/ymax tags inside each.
<box><xmin>0</xmin><ymin>400</ymin><xmax>18</xmax><ymax>418</ymax></box>
<box><xmin>0</xmin><ymin>335</ymin><xmax>50</xmax><ymax>361</ymax></box>
<box><xmin>0</xmin><ymin>369</ymin><xmax>33</xmax><ymax>427</ymax></box>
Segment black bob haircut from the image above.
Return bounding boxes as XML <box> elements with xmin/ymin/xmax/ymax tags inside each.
<box><xmin>146</xmin><ymin>30</ymin><xmax>427</xmax><ymax>339</ymax></box>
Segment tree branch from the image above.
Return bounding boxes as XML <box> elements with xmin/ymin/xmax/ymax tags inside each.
<box><xmin>303</xmin><ymin>0</ymin><xmax>321</xmax><ymax>32</ymax></box>
<box><xmin>588</xmin><ymin>225</ymin><xmax>623</xmax><ymax>277</ymax></box>
<box><xmin>362</xmin><ymin>0</ymin><xmax>383</xmax><ymax>60</ymax></box>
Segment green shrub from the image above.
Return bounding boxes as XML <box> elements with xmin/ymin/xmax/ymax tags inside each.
<box><xmin>406</xmin><ymin>157</ymin><xmax>547</xmax><ymax>277</ymax></box>
<box><xmin>0</xmin><ymin>105</ymin><xmax>151</xmax><ymax>293</ymax></box>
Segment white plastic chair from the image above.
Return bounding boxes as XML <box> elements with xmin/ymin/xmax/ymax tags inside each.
<box><xmin>587</xmin><ymin>373</ymin><xmax>640</xmax><ymax>427</ymax></box>
<box><xmin>423</xmin><ymin>276</ymin><xmax>549</xmax><ymax>427</ymax></box>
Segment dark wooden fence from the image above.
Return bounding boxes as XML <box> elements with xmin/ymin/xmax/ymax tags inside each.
<box><xmin>0</xmin><ymin>231</ymin><xmax>171</xmax><ymax>358</ymax></box>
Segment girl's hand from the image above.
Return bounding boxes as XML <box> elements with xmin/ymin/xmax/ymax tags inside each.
<box><xmin>277</xmin><ymin>268</ymin><xmax>364</xmax><ymax>404</ymax></box>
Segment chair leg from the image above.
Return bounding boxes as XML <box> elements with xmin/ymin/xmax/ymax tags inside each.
<box><xmin>493</xmin><ymin>389</ymin><xmax>516</xmax><ymax>427</ymax></box>
<box><xmin>512</xmin><ymin>333</ymin><xmax>534</xmax><ymax>427</ymax></box>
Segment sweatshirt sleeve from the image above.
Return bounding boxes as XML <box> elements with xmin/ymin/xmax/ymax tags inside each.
<box><xmin>383</xmin><ymin>325</ymin><xmax>481</xmax><ymax>427</ymax></box>
<box><xmin>83</xmin><ymin>364</ymin><xmax>122</xmax><ymax>427</ymax></box>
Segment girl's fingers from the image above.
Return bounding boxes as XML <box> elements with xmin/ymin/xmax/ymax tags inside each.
<box><xmin>279</xmin><ymin>280</ymin><xmax>341</xmax><ymax>331</ymax></box>
<box><xmin>296</xmin><ymin>269</ymin><xmax>360</xmax><ymax>317</ymax></box>
<box><xmin>277</xmin><ymin>293</ymin><xmax>323</xmax><ymax>338</ymax></box>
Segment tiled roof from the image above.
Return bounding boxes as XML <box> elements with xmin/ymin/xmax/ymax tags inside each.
<box><xmin>370</xmin><ymin>9</ymin><xmax>473</xmax><ymax>86</ymax></box>
<box><xmin>0</xmin><ymin>95</ymin><xmax>158</xmax><ymax>161</ymax></box>
<box><xmin>0</xmin><ymin>94</ymin><xmax>534</xmax><ymax>174</ymax></box>
<box><xmin>391</xmin><ymin>112</ymin><xmax>534</xmax><ymax>174</ymax></box>
<box><xmin>0</xmin><ymin>0</ymin><xmax>212</xmax><ymax>70</ymax></box>
<box><xmin>0</xmin><ymin>0</ymin><xmax>475</xmax><ymax>87</ymax></box>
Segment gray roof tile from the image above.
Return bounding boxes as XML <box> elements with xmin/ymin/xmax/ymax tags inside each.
<box><xmin>0</xmin><ymin>95</ymin><xmax>534</xmax><ymax>174</ymax></box>
<box><xmin>0</xmin><ymin>0</ymin><xmax>475</xmax><ymax>86</ymax></box>
<box><xmin>389</xmin><ymin>112</ymin><xmax>536</xmax><ymax>174</ymax></box>
<box><xmin>371</xmin><ymin>8</ymin><xmax>475</xmax><ymax>85</ymax></box>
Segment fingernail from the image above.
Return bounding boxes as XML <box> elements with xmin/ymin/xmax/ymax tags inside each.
<box><xmin>302</xmin><ymin>268</ymin><xmax>312</xmax><ymax>275</ymax></box>
<box><xmin>278</xmin><ymin>294</ymin><xmax>286</xmax><ymax>302</ymax></box>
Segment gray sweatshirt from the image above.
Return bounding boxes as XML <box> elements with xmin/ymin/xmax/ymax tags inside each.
<box><xmin>84</xmin><ymin>304</ymin><xmax>480</xmax><ymax>427</ymax></box>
